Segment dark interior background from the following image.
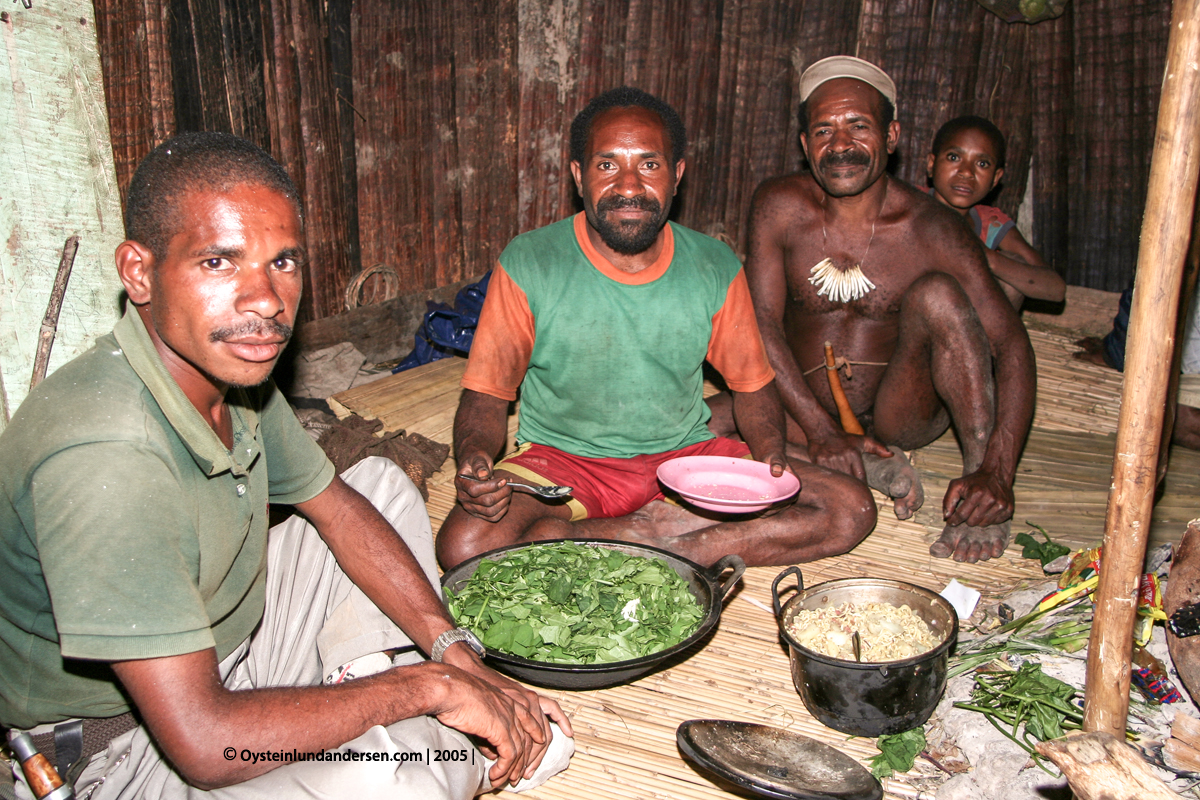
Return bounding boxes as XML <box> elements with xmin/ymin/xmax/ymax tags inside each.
<box><xmin>92</xmin><ymin>0</ymin><xmax>1170</xmax><ymax>323</ymax></box>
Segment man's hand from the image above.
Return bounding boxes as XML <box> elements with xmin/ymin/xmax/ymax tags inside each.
<box><xmin>759</xmin><ymin>447</ymin><xmax>793</xmax><ymax>480</ymax></box>
<box><xmin>455</xmin><ymin>455</ymin><xmax>514</xmax><ymax>522</ymax></box>
<box><xmin>942</xmin><ymin>469</ymin><xmax>1014</xmax><ymax>528</ymax></box>
<box><xmin>440</xmin><ymin>645</ymin><xmax>572</xmax><ymax>786</ymax></box>
<box><xmin>806</xmin><ymin>429</ymin><xmax>893</xmax><ymax>483</ymax></box>
<box><xmin>452</xmin><ymin>390</ymin><xmax>516</xmax><ymax>523</ymax></box>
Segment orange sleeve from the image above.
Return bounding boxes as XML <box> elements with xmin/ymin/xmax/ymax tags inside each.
<box><xmin>707</xmin><ymin>269</ymin><xmax>776</xmax><ymax>392</ymax></box>
<box><xmin>461</xmin><ymin>264</ymin><xmax>535</xmax><ymax>401</ymax></box>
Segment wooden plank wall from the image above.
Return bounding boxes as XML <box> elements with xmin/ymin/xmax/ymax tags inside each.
<box><xmin>0</xmin><ymin>2</ymin><xmax>126</xmax><ymax>424</ymax></box>
<box><xmin>91</xmin><ymin>0</ymin><xmax>1172</xmax><ymax>327</ymax></box>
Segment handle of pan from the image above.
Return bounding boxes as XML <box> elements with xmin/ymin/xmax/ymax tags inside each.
<box><xmin>771</xmin><ymin>566</ymin><xmax>805</xmax><ymax>616</ymax></box>
<box><xmin>705</xmin><ymin>554</ymin><xmax>746</xmax><ymax>601</ymax></box>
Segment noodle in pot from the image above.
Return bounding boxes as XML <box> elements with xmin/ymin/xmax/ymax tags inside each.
<box><xmin>787</xmin><ymin>601</ymin><xmax>939</xmax><ymax>662</ymax></box>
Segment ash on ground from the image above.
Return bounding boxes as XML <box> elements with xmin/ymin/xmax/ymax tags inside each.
<box><xmin>895</xmin><ymin>579</ymin><xmax>1200</xmax><ymax>800</ymax></box>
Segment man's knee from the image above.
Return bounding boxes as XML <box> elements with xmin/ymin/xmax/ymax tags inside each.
<box><xmin>799</xmin><ymin>470</ymin><xmax>877</xmax><ymax>554</ymax></box>
<box><xmin>437</xmin><ymin>508</ymin><xmax>501</xmax><ymax>570</ymax></box>
<box><xmin>901</xmin><ymin>271</ymin><xmax>976</xmax><ymax>323</ymax></box>
<box><xmin>437</xmin><ymin>497</ymin><xmax>569</xmax><ymax>570</ymax></box>
<box><xmin>829</xmin><ymin>473</ymin><xmax>878</xmax><ymax>548</ymax></box>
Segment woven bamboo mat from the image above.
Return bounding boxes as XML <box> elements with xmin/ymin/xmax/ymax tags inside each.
<box><xmin>424</xmin><ymin>477</ymin><xmax>1041</xmax><ymax>800</ymax></box>
<box><xmin>421</xmin><ymin>483</ymin><xmax>1047</xmax><ymax>800</ymax></box>
<box><xmin>329</xmin><ymin>361</ymin><xmax>1055</xmax><ymax>799</ymax></box>
<box><xmin>325</xmin><ymin>297</ymin><xmax>1200</xmax><ymax>799</ymax></box>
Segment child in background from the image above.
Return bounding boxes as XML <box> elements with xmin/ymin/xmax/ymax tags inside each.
<box><xmin>927</xmin><ymin>115</ymin><xmax>1065</xmax><ymax>308</ymax></box>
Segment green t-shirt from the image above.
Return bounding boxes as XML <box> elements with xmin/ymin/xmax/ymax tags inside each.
<box><xmin>0</xmin><ymin>309</ymin><xmax>335</xmax><ymax>730</ymax></box>
<box><xmin>501</xmin><ymin>216</ymin><xmax>747</xmax><ymax>458</ymax></box>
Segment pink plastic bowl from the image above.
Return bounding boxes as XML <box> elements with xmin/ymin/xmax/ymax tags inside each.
<box><xmin>657</xmin><ymin>455</ymin><xmax>800</xmax><ymax>513</ymax></box>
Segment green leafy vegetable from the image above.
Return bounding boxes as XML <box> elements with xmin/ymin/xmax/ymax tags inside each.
<box><xmin>953</xmin><ymin>662</ymin><xmax>1083</xmax><ymax>772</ymax></box>
<box><xmin>445</xmin><ymin>542</ymin><xmax>705</xmax><ymax>664</ymax></box>
<box><xmin>1014</xmin><ymin>522</ymin><xmax>1070</xmax><ymax>567</ymax></box>
<box><xmin>869</xmin><ymin>727</ymin><xmax>926</xmax><ymax>778</ymax></box>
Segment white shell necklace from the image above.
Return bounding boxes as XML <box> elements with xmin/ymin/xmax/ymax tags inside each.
<box><xmin>809</xmin><ymin>182</ymin><xmax>887</xmax><ymax>304</ymax></box>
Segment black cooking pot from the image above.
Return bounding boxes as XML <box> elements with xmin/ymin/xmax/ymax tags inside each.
<box><xmin>441</xmin><ymin>538</ymin><xmax>745</xmax><ymax>690</ymax></box>
<box><xmin>771</xmin><ymin>566</ymin><xmax>958</xmax><ymax>737</ymax></box>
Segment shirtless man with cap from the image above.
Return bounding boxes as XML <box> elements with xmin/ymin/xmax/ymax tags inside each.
<box><xmin>710</xmin><ymin>56</ymin><xmax>1035</xmax><ymax>563</ymax></box>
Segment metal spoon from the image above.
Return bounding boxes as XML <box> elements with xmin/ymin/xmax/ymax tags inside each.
<box><xmin>460</xmin><ymin>474</ymin><xmax>573</xmax><ymax>499</ymax></box>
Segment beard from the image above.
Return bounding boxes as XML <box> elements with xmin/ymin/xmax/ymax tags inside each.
<box><xmin>585</xmin><ymin>195</ymin><xmax>671</xmax><ymax>255</ymax></box>
<box><xmin>814</xmin><ymin>149</ymin><xmax>881</xmax><ymax>198</ymax></box>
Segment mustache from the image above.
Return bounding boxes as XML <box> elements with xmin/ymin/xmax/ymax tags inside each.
<box><xmin>596</xmin><ymin>195</ymin><xmax>663</xmax><ymax>215</ymax></box>
<box><xmin>818</xmin><ymin>150</ymin><xmax>871</xmax><ymax>170</ymax></box>
<box><xmin>209</xmin><ymin>319</ymin><xmax>294</xmax><ymax>343</ymax></box>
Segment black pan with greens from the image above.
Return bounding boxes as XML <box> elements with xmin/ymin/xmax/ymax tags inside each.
<box><xmin>446</xmin><ymin>541</ymin><xmax>706</xmax><ymax>664</ymax></box>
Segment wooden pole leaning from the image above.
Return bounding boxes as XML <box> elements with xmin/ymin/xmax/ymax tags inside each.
<box><xmin>1083</xmin><ymin>0</ymin><xmax>1200</xmax><ymax>737</ymax></box>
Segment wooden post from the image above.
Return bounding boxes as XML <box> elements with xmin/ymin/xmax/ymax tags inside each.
<box><xmin>1083</xmin><ymin>0</ymin><xmax>1200</xmax><ymax>737</ymax></box>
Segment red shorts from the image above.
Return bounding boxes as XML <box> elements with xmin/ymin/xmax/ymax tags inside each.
<box><xmin>496</xmin><ymin>437</ymin><xmax>751</xmax><ymax>520</ymax></box>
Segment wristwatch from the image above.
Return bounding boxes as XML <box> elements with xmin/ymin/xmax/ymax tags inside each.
<box><xmin>430</xmin><ymin>627</ymin><xmax>486</xmax><ymax>662</ymax></box>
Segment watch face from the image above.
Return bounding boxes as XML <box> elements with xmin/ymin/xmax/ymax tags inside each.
<box><xmin>463</xmin><ymin>630</ymin><xmax>486</xmax><ymax>655</ymax></box>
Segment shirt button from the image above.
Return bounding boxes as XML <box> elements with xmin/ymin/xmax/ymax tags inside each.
<box><xmin>236</xmin><ymin>484</ymin><xmax>246</xmax><ymax>496</ymax></box>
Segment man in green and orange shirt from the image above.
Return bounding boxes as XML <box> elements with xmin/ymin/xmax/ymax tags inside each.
<box><xmin>436</xmin><ymin>87</ymin><xmax>877</xmax><ymax>571</ymax></box>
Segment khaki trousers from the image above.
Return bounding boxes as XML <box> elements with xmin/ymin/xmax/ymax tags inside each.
<box><xmin>18</xmin><ymin>457</ymin><xmax>488</xmax><ymax>800</ymax></box>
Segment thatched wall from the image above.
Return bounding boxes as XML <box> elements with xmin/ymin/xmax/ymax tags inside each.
<box><xmin>92</xmin><ymin>0</ymin><xmax>1170</xmax><ymax>322</ymax></box>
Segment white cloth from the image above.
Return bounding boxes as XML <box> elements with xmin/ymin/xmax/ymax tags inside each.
<box><xmin>13</xmin><ymin>459</ymin><xmax>512</xmax><ymax>800</ymax></box>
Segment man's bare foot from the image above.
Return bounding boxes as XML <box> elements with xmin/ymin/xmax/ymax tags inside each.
<box><xmin>1073</xmin><ymin>336</ymin><xmax>1113</xmax><ymax>369</ymax></box>
<box><xmin>929</xmin><ymin>520</ymin><xmax>1011</xmax><ymax>563</ymax></box>
<box><xmin>863</xmin><ymin>446</ymin><xmax>924</xmax><ymax>520</ymax></box>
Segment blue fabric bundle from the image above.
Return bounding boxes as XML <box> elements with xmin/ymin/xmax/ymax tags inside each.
<box><xmin>392</xmin><ymin>271</ymin><xmax>491</xmax><ymax>373</ymax></box>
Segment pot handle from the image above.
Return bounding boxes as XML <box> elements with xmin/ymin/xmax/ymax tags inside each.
<box><xmin>771</xmin><ymin>566</ymin><xmax>805</xmax><ymax>616</ymax></box>
<box><xmin>706</xmin><ymin>554</ymin><xmax>746</xmax><ymax>601</ymax></box>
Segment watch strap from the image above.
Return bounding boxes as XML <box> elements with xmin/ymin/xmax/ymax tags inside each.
<box><xmin>430</xmin><ymin>627</ymin><xmax>485</xmax><ymax>662</ymax></box>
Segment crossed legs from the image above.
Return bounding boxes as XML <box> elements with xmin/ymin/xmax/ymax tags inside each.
<box><xmin>436</xmin><ymin>459</ymin><xmax>876</xmax><ymax>571</ymax></box>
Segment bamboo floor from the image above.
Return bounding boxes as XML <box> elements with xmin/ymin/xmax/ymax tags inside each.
<box><xmin>328</xmin><ymin>291</ymin><xmax>1200</xmax><ymax>800</ymax></box>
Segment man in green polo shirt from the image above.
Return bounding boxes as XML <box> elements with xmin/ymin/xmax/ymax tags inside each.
<box><xmin>0</xmin><ymin>132</ymin><xmax>571</xmax><ymax>799</ymax></box>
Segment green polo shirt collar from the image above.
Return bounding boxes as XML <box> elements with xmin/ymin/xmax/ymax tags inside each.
<box><xmin>111</xmin><ymin>309</ymin><xmax>260</xmax><ymax>478</ymax></box>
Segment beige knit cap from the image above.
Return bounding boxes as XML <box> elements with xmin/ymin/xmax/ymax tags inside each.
<box><xmin>799</xmin><ymin>55</ymin><xmax>897</xmax><ymax>110</ymax></box>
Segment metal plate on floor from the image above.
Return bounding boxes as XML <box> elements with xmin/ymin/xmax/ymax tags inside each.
<box><xmin>677</xmin><ymin>719</ymin><xmax>883</xmax><ymax>800</ymax></box>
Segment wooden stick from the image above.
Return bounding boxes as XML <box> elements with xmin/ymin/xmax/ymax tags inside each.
<box><xmin>1084</xmin><ymin>0</ymin><xmax>1200</xmax><ymax>738</ymax></box>
<box><xmin>29</xmin><ymin>236</ymin><xmax>80</xmax><ymax>391</ymax></box>
<box><xmin>1035</xmin><ymin>732</ymin><xmax>1178</xmax><ymax>800</ymax></box>
<box><xmin>824</xmin><ymin>341</ymin><xmax>864</xmax><ymax>435</ymax></box>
